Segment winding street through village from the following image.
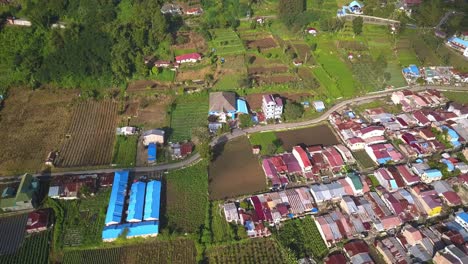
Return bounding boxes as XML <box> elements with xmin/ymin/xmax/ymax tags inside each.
<box><xmin>30</xmin><ymin>85</ymin><xmax>468</xmax><ymax>178</ymax></box>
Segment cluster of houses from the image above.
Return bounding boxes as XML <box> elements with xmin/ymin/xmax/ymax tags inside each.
<box><xmin>401</xmin><ymin>65</ymin><xmax>468</xmax><ymax>85</ymax></box>
<box><xmin>102</xmin><ymin>171</ymin><xmax>161</xmax><ymax>242</ymax></box>
<box><xmin>262</xmin><ymin>144</ymin><xmax>355</xmax><ymax>187</ymax></box>
<box><xmin>330</xmin><ymin>90</ymin><xmax>467</xmax><ymax>165</ymax></box>
<box><xmin>0</xmin><ymin>174</ymin><xmax>39</xmax><ymax>212</ymax></box>
<box><xmin>223</xmin><ymin>186</ymin><xmax>319</xmax><ymax>238</ymax></box>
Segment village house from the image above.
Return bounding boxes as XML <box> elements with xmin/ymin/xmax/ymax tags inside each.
<box><xmin>305</xmin><ymin>27</ymin><xmax>317</xmax><ymax>36</ymax></box>
<box><xmin>26</xmin><ymin>209</ymin><xmax>49</xmax><ymax>233</ymax></box>
<box><xmin>455</xmin><ymin>212</ymin><xmax>468</xmax><ymax>232</ymax></box>
<box><xmin>313</xmin><ymin>100</ymin><xmax>325</xmax><ymax>112</ymax></box>
<box><xmin>343</xmin><ymin>240</ymin><xmax>374</xmax><ymax>264</ymax></box>
<box><xmin>209</xmin><ymin>92</ymin><xmax>237</xmax><ymax>122</ymax></box>
<box><xmin>153</xmin><ymin>60</ymin><xmax>171</xmax><ymax>68</ymax></box>
<box><xmin>184</xmin><ymin>7</ymin><xmax>203</xmax><ymax>15</ymax></box>
<box><xmin>410</xmin><ymin>184</ymin><xmax>442</xmax><ymax>217</ymax></box>
<box><xmin>292</xmin><ymin>146</ymin><xmax>313</xmax><ymax>177</ymax></box>
<box><xmin>376</xmin><ymin>237</ymin><xmax>411</xmax><ymax>264</ymax></box>
<box><xmin>116</xmin><ymin>126</ymin><xmax>136</xmax><ymax>136</ymax></box>
<box><xmin>223</xmin><ymin>203</ymin><xmax>240</xmax><ymax>224</ymax></box>
<box><xmin>262</xmin><ymin>94</ymin><xmax>283</xmax><ymax>120</ymax></box>
<box><xmin>142</xmin><ymin>129</ymin><xmax>165</xmax><ymax>146</ymax></box>
<box><xmin>0</xmin><ymin>174</ymin><xmax>39</xmax><ymax>212</ymax></box>
<box><xmin>446</xmin><ymin>33</ymin><xmax>468</xmax><ymax>58</ymax></box>
<box><xmin>175</xmin><ymin>53</ymin><xmax>201</xmax><ymax>64</ymax></box>
<box><xmin>160</xmin><ymin>3</ymin><xmax>182</xmax><ymax>15</ymax></box>
<box><xmin>48</xmin><ymin>174</ymin><xmax>98</xmax><ymax>200</ymax></box>
<box><xmin>6</xmin><ymin>17</ymin><xmax>32</xmax><ymax>26</ymax></box>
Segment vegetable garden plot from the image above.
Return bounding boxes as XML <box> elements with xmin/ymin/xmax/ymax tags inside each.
<box><xmin>57</xmin><ymin>101</ymin><xmax>119</xmax><ymax>167</ymax></box>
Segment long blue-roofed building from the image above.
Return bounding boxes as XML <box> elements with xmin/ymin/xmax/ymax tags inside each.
<box><xmin>104</xmin><ymin>171</ymin><xmax>129</xmax><ymax>226</ymax></box>
<box><xmin>102</xmin><ymin>177</ymin><xmax>162</xmax><ymax>241</ymax></box>
<box><xmin>144</xmin><ymin>181</ymin><xmax>161</xmax><ymax>221</ymax></box>
<box><xmin>126</xmin><ymin>181</ymin><xmax>146</xmax><ymax>222</ymax></box>
<box><xmin>102</xmin><ymin>221</ymin><xmax>159</xmax><ymax>242</ymax></box>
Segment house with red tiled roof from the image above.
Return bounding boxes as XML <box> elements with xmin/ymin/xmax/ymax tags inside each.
<box><xmin>175</xmin><ymin>53</ymin><xmax>201</xmax><ymax>64</ymax></box>
<box><xmin>412</xmin><ymin>111</ymin><xmax>431</xmax><ymax>126</ymax></box>
<box><xmin>322</xmin><ymin>147</ymin><xmax>345</xmax><ymax>173</ymax></box>
<box><xmin>324</xmin><ymin>252</ymin><xmax>347</xmax><ymax>264</ymax></box>
<box><xmin>292</xmin><ymin>146</ymin><xmax>312</xmax><ymax>174</ymax></box>
<box><xmin>395</xmin><ymin>165</ymin><xmax>420</xmax><ymax>185</ymax></box>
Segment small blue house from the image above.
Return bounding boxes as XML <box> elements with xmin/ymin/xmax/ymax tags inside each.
<box><xmin>421</xmin><ymin>169</ymin><xmax>443</xmax><ymax>183</ymax></box>
<box><xmin>148</xmin><ymin>143</ymin><xmax>157</xmax><ymax>163</ymax></box>
<box><xmin>402</xmin><ymin>65</ymin><xmax>420</xmax><ymax>77</ymax></box>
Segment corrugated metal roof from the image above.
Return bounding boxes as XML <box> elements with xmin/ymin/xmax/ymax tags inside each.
<box><xmin>105</xmin><ymin>171</ymin><xmax>129</xmax><ymax>225</ymax></box>
<box><xmin>143</xmin><ymin>181</ymin><xmax>161</xmax><ymax>221</ymax></box>
<box><xmin>148</xmin><ymin>143</ymin><xmax>157</xmax><ymax>162</ymax></box>
<box><xmin>102</xmin><ymin>221</ymin><xmax>159</xmax><ymax>240</ymax></box>
<box><xmin>126</xmin><ymin>182</ymin><xmax>146</xmax><ymax>222</ymax></box>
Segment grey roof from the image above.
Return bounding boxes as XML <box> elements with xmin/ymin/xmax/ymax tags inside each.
<box><xmin>446</xmin><ymin>244</ymin><xmax>468</xmax><ymax>262</ymax></box>
<box><xmin>209</xmin><ymin>92</ymin><xmax>236</xmax><ymax>113</ymax></box>
<box><xmin>350</xmin><ymin>253</ymin><xmax>373</xmax><ymax>264</ymax></box>
<box><xmin>142</xmin><ymin>129</ymin><xmax>165</xmax><ymax>137</ymax></box>
<box><xmin>48</xmin><ymin>186</ymin><xmax>60</xmax><ymax>197</ymax></box>
<box><xmin>409</xmin><ymin>244</ymin><xmax>432</xmax><ymax>262</ymax></box>
<box><xmin>431</xmin><ymin>180</ymin><xmax>453</xmax><ymax>194</ymax></box>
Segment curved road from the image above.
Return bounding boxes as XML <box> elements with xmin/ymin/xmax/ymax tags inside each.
<box><xmin>33</xmin><ymin>85</ymin><xmax>467</xmax><ymax>178</ymax></box>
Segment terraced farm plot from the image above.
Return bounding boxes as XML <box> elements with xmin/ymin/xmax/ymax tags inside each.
<box><xmin>207</xmin><ymin>238</ymin><xmax>289</xmax><ymax>264</ymax></box>
<box><xmin>170</xmin><ymin>94</ymin><xmax>208</xmax><ymax>141</ymax></box>
<box><xmin>63</xmin><ymin>239</ymin><xmax>196</xmax><ymax>264</ymax></box>
<box><xmin>210</xmin><ymin>29</ymin><xmax>245</xmax><ymax>56</ymax></box>
<box><xmin>0</xmin><ymin>230</ymin><xmax>51</xmax><ymax>264</ymax></box>
<box><xmin>57</xmin><ymin>101</ymin><xmax>118</xmax><ymax>167</ymax></box>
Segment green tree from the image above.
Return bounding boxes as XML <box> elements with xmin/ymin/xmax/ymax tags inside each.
<box><xmin>239</xmin><ymin>114</ymin><xmax>253</xmax><ymax>128</ymax></box>
<box><xmin>278</xmin><ymin>0</ymin><xmax>305</xmax><ymax>27</ymax></box>
<box><xmin>283</xmin><ymin>100</ymin><xmax>304</xmax><ymax>121</ymax></box>
<box><xmin>352</xmin><ymin>17</ymin><xmax>363</xmax><ymax>35</ymax></box>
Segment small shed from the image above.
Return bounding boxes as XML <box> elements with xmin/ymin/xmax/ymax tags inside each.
<box><xmin>313</xmin><ymin>101</ymin><xmax>325</xmax><ymax>112</ymax></box>
<box><xmin>252</xmin><ymin>145</ymin><xmax>261</xmax><ymax>155</ymax></box>
<box><xmin>148</xmin><ymin>143</ymin><xmax>157</xmax><ymax>163</ymax></box>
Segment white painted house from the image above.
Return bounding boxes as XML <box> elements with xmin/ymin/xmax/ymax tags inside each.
<box><xmin>262</xmin><ymin>94</ymin><xmax>283</xmax><ymax>120</ymax></box>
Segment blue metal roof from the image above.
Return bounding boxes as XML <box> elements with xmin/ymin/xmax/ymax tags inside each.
<box><xmin>236</xmin><ymin>99</ymin><xmax>249</xmax><ymax>114</ymax></box>
<box><xmin>105</xmin><ymin>171</ymin><xmax>129</xmax><ymax>225</ymax></box>
<box><xmin>349</xmin><ymin>1</ymin><xmax>363</xmax><ymax>8</ymax></box>
<box><xmin>126</xmin><ymin>182</ymin><xmax>146</xmax><ymax>222</ymax></box>
<box><xmin>409</xmin><ymin>65</ymin><xmax>420</xmax><ymax>76</ymax></box>
<box><xmin>148</xmin><ymin>143</ymin><xmax>156</xmax><ymax>162</ymax></box>
<box><xmin>449</xmin><ymin>37</ymin><xmax>468</xmax><ymax>48</ymax></box>
<box><xmin>424</xmin><ymin>169</ymin><xmax>442</xmax><ymax>178</ymax></box>
<box><xmin>457</xmin><ymin>212</ymin><xmax>468</xmax><ymax>224</ymax></box>
<box><xmin>102</xmin><ymin>221</ymin><xmax>159</xmax><ymax>240</ymax></box>
<box><xmin>143</xmin><ymin>181</ymin><xmax>161</xmax><ymax>221</ymax></box>
<box><xmin>48</xmin><ymin>186</ymin><xmax>60</xmax><ymax>197</ymax></box>
<box><xmin>390</xmin><ymin>179</ymin><xmax>398</xmax><ymax>190</ymax></box>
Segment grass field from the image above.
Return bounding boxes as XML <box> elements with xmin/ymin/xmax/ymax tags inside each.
<box><xmin>62</xmin><ymin>238</ymin><xmax>197</xmax><ymax>264</ymax></box>
<box><xmin>151</xmin><ymin>68</ymin><xmax>175</xmax><ymax>82</ymax></box>
<box><xmin>210</xmin><ymin>29</ymin><xmax>245</xmax><ymax>56</ymax></box>
<box><xmin>248</xmin><ymin>132</ymin><xmax>285</xmax><ymax>155</ymax></box>
<box><xmin>170</xmin><ymin>94</ymin><xmax>208</xmax><ymax>141</ymax></box>
<box><xmin>443</xmin><ymin>91</ymin><xmax>468</xmax><ymax>104</ymax></box>
<box><xmin>207</xmin><ymin>238</ymin><xmax>290</xmax><ymax>264</ymax></box>
<box><xmin>353</xmin><ymin>99</ymin><xmax>402</xmax><ymax>115</ymax></box>
<box><xmin>353</xmin><ymin>150</ymin><xmax>376</xmax><ymax>169</ymax></box>
<box><xmin>166</xmin><ymin>161</ymin><xmax>209</xmax><ymax>234</ymax></box>
<box><xmin>213</xmin><ymin>73</ymin><xmax>244</xmax><ymax>90</ymax></box>
<box><xmin>367</xmin><ymin>174</ymin><xmax>380</xmax><ymax>188</ymax></box>
<box><xmin>112</xmin><ymin>136</ymin><xmax>138</xmax><ymax>167</ymax></box>
<box><xmin>0</xmin><ymin>230</ymin><xmax>51</xmax><ymax>264</ymax></box>
<box><xmin>207</xmin><ymin>200</ymin><xmax>247</xmax><ymax>244</ymax></box>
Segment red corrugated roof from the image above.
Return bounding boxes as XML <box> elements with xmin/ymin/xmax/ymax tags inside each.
<box><xmin>175</xmin><ymin>53</ymin><xmax>201</xmax><ymax>62</ymax></box>
<box><xmin>293</xmin><ymin>146</ymin><xmax>311</xmax><ymax>168</ymax></box>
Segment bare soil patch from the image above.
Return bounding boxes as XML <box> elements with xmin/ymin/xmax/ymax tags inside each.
<box><xmin>176</xmin><ymin>65</ymin><xmax>213</xmax><ymax>81</ymax></box>
<box><xmin>0</xmin><ymin>88</ymin><xmax>77</xmax><ymax>176</ymax></box>
<box><xmin>254</xmin><ymin>74</ymin><xmax>297</xmax><ymax>85</ymax></box>
<box><xmin>172</xmin><ymin>31</ymin><xmax>208</xmax><ymax>53</ymax></box>
<box><xmin>127</xmin><ymin>80</ymin><xmax>171</xmax><ymax>92</ymax></box>
<box><xmin>57</xmin><ymin>101</ymin><xmax>119</xmax><ymax>167</ymax></box>
<box><xmin>129</xmin><ymin>94</ymin><xmax>173</xmax><ymax>128</ymax></box>
<box><xmin>248</xmin><ymin>65</ymin><xmax>288</xmax><ymax>75</ymax></box>
<box><xmin>209</xmin><ymin>136</ymin><xmax>266</xmax><ymax>200</ymax></box>
<box><xmin>247</xmin><ymin>37</ymin><xmax>278</xmax><ymax>49</ymax></box>
<box><xmin>275</xmin><ymin>125</ymin><xmax>340</xmax><ymax>151</ymax></box>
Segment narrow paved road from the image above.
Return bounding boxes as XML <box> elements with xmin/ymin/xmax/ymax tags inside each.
<box><xmin>31</xmin><ymin>85</ymin><xmax>467</xmax><ymax>178</ymax></box>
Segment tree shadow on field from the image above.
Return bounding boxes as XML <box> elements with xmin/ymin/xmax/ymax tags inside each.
<box><xmin>162</xmin><ymin>126</ymin><xmax>173</xmax><ymax>143</ymax></box>
<box><xmin>159</xmin><ymin>175</ymin><xmax>169</xmax><ymax>231</ymax></box>
<box><xmin>211</xmin><ymin>135</ymin><xmax>228</xmax><ymax>162</ymax></box>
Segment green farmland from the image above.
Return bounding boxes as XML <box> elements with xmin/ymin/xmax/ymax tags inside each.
<box><xmin>248</xmin><ymin>132</ymin><xmax>285</xmax><ymax>155</ymax></box>
<box><xmin>170</xmin><ymin>94</ymin><xmax>209</xmax><ymax>141</ymax></box>
<box><xmin>112</xmin><ymin>135</ymin><xmax>138</xmax><ymax>167</ymax></box>
<box><xmin>210</xmin><ymin>29</ymin><xmax>246</xmax><ymax>56</ymax></box>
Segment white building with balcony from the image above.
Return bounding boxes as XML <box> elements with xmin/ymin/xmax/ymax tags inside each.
<box><xmin>262</xmin><ymin>94</ymin><xmax>283</xmax><ymax>120</ymax></box>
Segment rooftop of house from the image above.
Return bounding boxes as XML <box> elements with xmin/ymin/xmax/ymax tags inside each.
<box><xmin>209</xmin><ymin>92</ymin><xmax>237</xmax><ymax>113</ymax></box>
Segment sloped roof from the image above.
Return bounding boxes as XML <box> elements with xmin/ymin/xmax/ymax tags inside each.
<box><xmin>209</xmin><ymin>92</ymin><xmax>236</xmax><ymax>113</ymax></box>
<box><xmin>126</xmin><ymin>182</ymin><xmax>146</xmax><ymax>222</ymax></box>
<box><xmin>144</xmin><ymin>181</ymin><xmax>161</xmax><ymax>221</ymax></box>
<box><xmin>105</xmin><ymin>171</ymin><xmax>129</xmax><ymax>225</ymax></box>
